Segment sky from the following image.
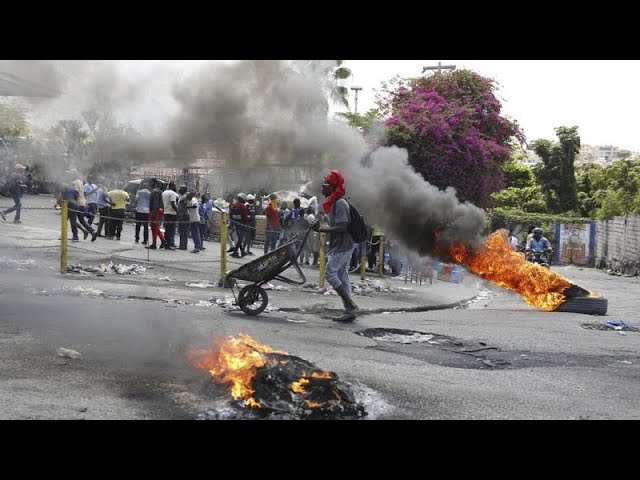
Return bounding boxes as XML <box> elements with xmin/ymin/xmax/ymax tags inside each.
<box><xmin>5</xmin><ymin>60</ymin><xmax>640</xmax><ymax>153</ymax></box>
<box><xmin>343</xmin><ymin>60</ymin><xmax>640</xmax><ymax>152</ymax></box>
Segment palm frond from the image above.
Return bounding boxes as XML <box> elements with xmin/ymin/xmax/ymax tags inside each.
<box><xmin>334</xmin><ymin>67</ymin><xmax>352</xmax><ymax>80</ymax></box>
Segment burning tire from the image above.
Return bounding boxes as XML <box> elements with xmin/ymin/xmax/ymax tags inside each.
<box><xmin>555</xmin><ymin>296</ymin><xmax>608</xmax><ymax>315</ymax></box>
<box><xmin>238</xmin><ymin>285</ymin><xmax>269</xmax><ymax>316</ymax></box>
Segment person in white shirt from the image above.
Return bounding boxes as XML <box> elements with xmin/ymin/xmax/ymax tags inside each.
<box><xmin>162</xmin><ymin>181</ymin><xmax>180</xmax><ymax>248</ymax></box>
<box><xmin>83</xmin><ymin>177</ymin><xmax>99</xmax><ymax>226</ymax></box>
<box><xmin>186</xmin><ymin>191</ymin><xmax>204</xmax><ymax>253</ymax></box>
<box><xmin>134</xmin><ymin>183</ymin><xmax>151</xmax><ymax>244</ymax></box>
<box><xmin>508</xmin><ymin>229</ymin><xmax>519</xmax><ymax>249</ymax></box>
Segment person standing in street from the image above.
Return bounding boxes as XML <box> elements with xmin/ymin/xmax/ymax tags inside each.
<box><xmin>311</xmin><ymin>169</ymin><xmax>359</xmax><ymax>323</ymax></box>
<box><xmin>1</xmin><ymin>163</ymin><xmax>27</xmax><ymax>224</ymax></box>
<box><xmin>263</xmin><ymin>193</ymin><xmax>281</xmax><ymax>254</ymax></box>
<box><xmin>146</xmin><ymin>178</ymin><xmax>169</xmax><ymax>250</ymax></box>
<box><xmin>162</xmin><ymin>181</ymin><xmax>180</xmax><ymax>248</ymax></box>
<box><xmin>106</xmin><ymin>182</ymin><xmax>129</xmax><ymax>241</ymax></box>
<box><xmin>134</xmin><ymin>181</ymin><xmax>151</xmax><ymax>245</ymax></box>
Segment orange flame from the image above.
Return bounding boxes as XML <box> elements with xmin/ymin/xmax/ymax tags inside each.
<box><xmin>448</xmin><ymin>231</ymin><xmax>575</xmax><ymax>311</ymax></box>
<box><xmin>291</xmin><ymin>377</ymin><xmax>309</xmax><ymax>394</ymax></box>
<box><xmin>290</xmin><ymin>371</ymin><xmax>333</xmax><ymax>408</ymax></box>
<box><xmin>187</xmin><ymin>333</ymin><xmax>286</xmax><ymax>408</ymax></box>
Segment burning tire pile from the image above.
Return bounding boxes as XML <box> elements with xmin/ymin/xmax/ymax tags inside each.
<box><xmin>188</xmin><ymin>334</ymin><xmax>366</xmax><ymax>420</ymax></box>
<box><xmin>554</xmin><ymin>285</ymin><xmax>608</xmax><ymax>315</ymax></box>
<box><xmin>449</xmin><ymin>231</ymin><xmax>608</xmax><ymax>315</ymax></box>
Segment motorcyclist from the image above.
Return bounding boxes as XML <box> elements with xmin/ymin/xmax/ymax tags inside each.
<box><xmin>525</xmin><ymin>227</ymin><xmax>552</xmax><ymax>264</ymax></box>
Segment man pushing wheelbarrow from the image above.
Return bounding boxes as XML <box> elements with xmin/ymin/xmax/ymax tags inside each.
<box><xmin>226</xmin><ymin>169</ymin><xmax>360</xmax><ymax>323</ymax></box>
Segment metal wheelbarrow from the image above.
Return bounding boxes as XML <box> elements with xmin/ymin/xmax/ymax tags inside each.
<box><xmin>226</xmin><ymin>228</ymin><xmax>313</xmax><ymax>315</ymax></box>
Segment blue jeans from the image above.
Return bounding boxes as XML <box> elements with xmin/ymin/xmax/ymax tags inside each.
<box><xmin>190</xmin><ymin>222</ymin><xmax>202</xmax><ymax>250</ymax></box>
<box><xmin>264</xmin><ymin>229</ymin><xmax>280</xmax><ymax>254</ymax></box>
<box><xmin>325</xmin><ymin>246</ymin><xmax>354</xmax><ymax>295</ymax></box>
<box><xmin>4</xmin><ymin>193</ymin><xmax>22</xmax><ymax>220</ymax></box>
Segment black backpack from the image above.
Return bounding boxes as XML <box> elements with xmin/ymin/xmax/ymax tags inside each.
<box><xmin>346</xmin><ymin>200</ymin><xmax>368</xmax><ymax>243</ymax></box>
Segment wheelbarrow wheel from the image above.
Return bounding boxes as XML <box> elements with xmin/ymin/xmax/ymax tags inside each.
<box><xmin>238</xmin><ymin>284</ymin><xmax>269</xmax><ymax>316</ymax></box>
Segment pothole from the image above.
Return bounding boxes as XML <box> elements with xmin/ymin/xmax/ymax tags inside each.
<box><xmin>355</xmin><ymin>327</ymin><xmax>637</xmax><ymax>370</ymax></box>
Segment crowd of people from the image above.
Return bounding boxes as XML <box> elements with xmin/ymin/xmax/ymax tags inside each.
<box><xmin>1</xmin><ymin>163</ymin><xmax>422</xmax><ymax>324</ymax></box>
<box><xmin>2</xmin><ymin>164</ymin><xmax>404</xmax><ymax>281</ymax></box>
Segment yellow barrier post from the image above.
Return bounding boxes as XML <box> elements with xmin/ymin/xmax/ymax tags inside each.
<box><xmin>318</xmin><ymin>232</ymin><xmax>326</xmax><ymax>288</ymax></box>
<box><xmin>378</xmin><ymin>236</ymin><xmax>385</xmax><ymax>277</ymax></box>
<box><xmin>220</xmin><ymin>211</ymin><xmax>228</xmax><ymax>284</ymax></box>
<box><xmin>60</xmin><ymin>200</ymin><xmax>68</xmax><ymax>273</ymax></box>
<box><xmin>360</xmin><ymin>242</ymin><xmax>366</xmax><ymax>280</ymax></box>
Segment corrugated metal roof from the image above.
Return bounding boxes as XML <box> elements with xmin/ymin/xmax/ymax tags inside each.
<box><xmin>0</xmin><ymin>71</ymin><xmax>60</xmax><ymax>97</ymax></box>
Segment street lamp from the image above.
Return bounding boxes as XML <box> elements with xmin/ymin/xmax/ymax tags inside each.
<box><xmin>350</xmin><ymin>86</ymin><xmax>363</xmax><ymax>114</ymax></box>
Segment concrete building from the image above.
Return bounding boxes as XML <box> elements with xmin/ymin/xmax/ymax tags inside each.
<box><xmin>577</xmin><ymin>145</ymin><xmax>623</xmax><ymax>166</ymax></box>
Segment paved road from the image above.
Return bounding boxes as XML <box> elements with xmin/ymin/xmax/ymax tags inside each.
<box><xmin>1</xmin><ymin>194</ymin><xmax>639</xmax><ymax>419</ymax></box>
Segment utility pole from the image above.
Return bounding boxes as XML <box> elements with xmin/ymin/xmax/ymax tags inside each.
<box><xmin>422</xmin><ymin>61</ymin><xmax>456</xmax><ymax>74</ymax></box>
<box><xmin>351</xmin><ymin>86</ymin><xmax>362</xmax><ymax>114</ymax></box>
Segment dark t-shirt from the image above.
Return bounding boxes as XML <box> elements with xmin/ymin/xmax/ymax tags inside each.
<box><xmin>329</xmin><ymin>197</ymin><xmax>353</xmax><ymax>253</ymax></box>
<box><xmin>8</xmin><ymin>172</ymin><xmax>23</xmax><ymax>195</ymax></box>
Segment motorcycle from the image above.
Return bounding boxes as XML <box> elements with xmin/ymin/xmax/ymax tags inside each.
<box><xmin>526</xmin><ymin>249</ymin><xmax>552</xmax><ymax>268</ymax></box>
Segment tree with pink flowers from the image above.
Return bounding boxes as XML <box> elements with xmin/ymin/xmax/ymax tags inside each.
<box><xmin>379</xmin><ymin>70</ymin><xmax>525</xmax><ymax>207</ymax></box>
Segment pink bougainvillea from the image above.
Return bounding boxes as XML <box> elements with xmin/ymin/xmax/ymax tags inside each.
<box><xmin>380</xmin><ymin>70</ymin><xmax>525</xmax><ymax>206</ymax></box>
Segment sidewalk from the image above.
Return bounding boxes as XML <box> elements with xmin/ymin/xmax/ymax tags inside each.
<box><xmin>0</xmin><ymin>194</ymin><xmax>480</xmax><ymax>313</ymax></box>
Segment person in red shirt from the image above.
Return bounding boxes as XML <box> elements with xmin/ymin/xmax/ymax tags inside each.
<box><xmin>263</xmin><ymin>193</ymin><xmax>281</xmax><ymax>254</ymax></box>
<box><xmin>228</xmin><ymin>193</ymin><xmax>249</xmax><ymax>258</ymax></box>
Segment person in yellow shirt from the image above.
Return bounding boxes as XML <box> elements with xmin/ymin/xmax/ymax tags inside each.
<box><xmin>368</xmin><ymin>224</ymin><xmax>384</xmax><ymax>271</ymax></box>
<box><xmin>106</xmin><ymin>182</ymin><xmax>130</xmax><ymax>240</ymax></box>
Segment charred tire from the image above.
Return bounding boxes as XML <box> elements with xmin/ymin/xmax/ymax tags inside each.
<box><xmin>555</xmin><ymin>296</ymin><xmax>608</xmax><ymax>315</ymax></box>
<box><xmin>238</xmin><ymin>285</ymin><xmax>269</xmax><ymax>316</ymax></box>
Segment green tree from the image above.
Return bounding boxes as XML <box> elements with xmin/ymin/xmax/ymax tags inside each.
<box><xmin>575</xmin><ymin>163</ymin><xmax>607</xmax><ymax>217</ymax></box>
<box><xmin>331</xmin><ymin>60</ymin><xmax>352</xmax><ymax>109</ymax></box>
<box><xmin>337</xmin><ymin>108</ymin><xmax>382</xmax><ymax>132</ymax></box>
<box><xmin>81</xmin><ymin>108</ymin><xmax>101</xmax><ymax>136</ymax></box>
<box><xmin>292</xmin><ymin>60</ymin><xmax>353</xmax><ymax>110</ymax></box>
<box><xmin>617</xmin><ymin>149</ymin><xmax>632</xmax><ymax>160</ymax></box>
<box><xmin>531</xmin><ymin>126</ymin><xmax>580</xmax><ymax>214</ymax></box>
<box><xmin>0</xmin><ymin>102</ymin><xmax>31</xmax><ymax>145</ymax></box>
<box><xmin>490</xmin><ymin>153</ymin><xmax>546</xmax><ymax>212</ymax></box>
<box><xmin>597</xmin><ymin>189</ymin><xmax>626</xmax><ymax>219</ymax></box>
<box><xmin>578</xmin><ymin>159</ymin><xmax>640</xmax><ymax>218</ymax></box>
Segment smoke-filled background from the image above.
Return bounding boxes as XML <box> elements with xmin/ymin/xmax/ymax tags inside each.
<box><xmin>1</xmin><ymin>59</ymin><xmax>486</xmax><ymax>258</ymax></box>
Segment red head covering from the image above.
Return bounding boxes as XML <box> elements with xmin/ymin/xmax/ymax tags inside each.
<box><xmin>322</xmin><ymin>169</ymin><xmax>346</xmax><ymax>214</ymax></box>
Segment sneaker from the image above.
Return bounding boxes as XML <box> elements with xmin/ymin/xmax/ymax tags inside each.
<box><xmin>198</xmin><ymin>247</ymin><xmax>206</xmax><ymax>251</ymax></box>
<box><xmin>230</xmin><ymin>253</ymin><xmax>240</xmax><ymax>258</ymax></box>
<box><xmin>191</xmin><ymin>249</ymin><xmax>200</xmax><ymax>253</ymax></box>
<box><xmin>135</xmin><ymin>238</ymin><xmax>139</xmax><ymax>243</ymax></box>
<box><xmin>246</xmin><ymin>251</ymin><xmax>255</xmax><ymax>256</ymax></box>
<box><xmin>71</xmin><ymin>238</ymin><xmax>80</xmax><ymax>243</ymax></box>
<box><xmin>91</xmin><ymin>232</ymin><xmax>98</xmax><ymax>242</ymax></box>
<box><xmin>142</xmin><ymin>240</ymin><xmax>148</xmax><ymax>245</ymax></box>
<box><xmin>83</xmin><ymin>231</ymin><xmax>89</xmax><ymax>240</ymax></box>
<box><xmin>13</xmin><ymin>219</ymin><xmax>22</xmax><ymax>224</ymax></box>
<box><xmin>145</xmin><ymin>245</ymin><xmax>157</xmax><ymax>249</ymax></box>
<box><xmin>178</xmin><ymin>247</ymin><xmax>187</xmax><ymax>250</ymax></box>
<box><xmin>0</xmin><ymin>211</ymin><xmax>5</xmax><ymax>221</ymax></box>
